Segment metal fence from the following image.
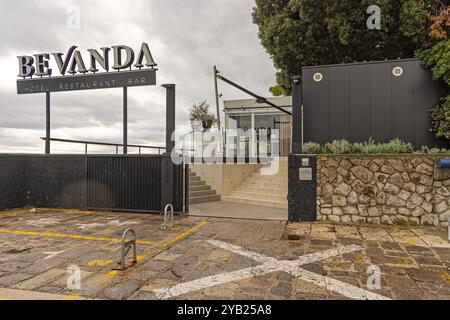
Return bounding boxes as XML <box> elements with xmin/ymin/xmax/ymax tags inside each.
<box><xmin>87</xmin><ymin>155</ymin><xmax>185</xmax><ymax>212</ymax></box>
<box><xmin>0</xmin><ymin>155</ymin><xmax>186</xmax><ymax>213</ymax></box>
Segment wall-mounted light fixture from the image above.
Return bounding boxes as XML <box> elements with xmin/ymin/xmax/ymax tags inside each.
<box><xmin>392</xmin><ymin>66</ymin><xmax>403</xmax><ymax>77</ymax></box>
<box><xmin>313</xmin><ymin>73</ymin><xmax>323</xmax><ymax>82</ymax></box>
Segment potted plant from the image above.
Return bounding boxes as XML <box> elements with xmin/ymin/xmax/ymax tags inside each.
<box><xmin>188</xmin><ymin>100</ymin><xmax>217</xmax><ymax>131</ymax></box>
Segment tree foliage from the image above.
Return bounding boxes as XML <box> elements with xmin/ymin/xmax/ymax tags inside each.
<box><xmin>253</xmin><ymin>0</ymin><xmax>449</xmax><ymax>142</ymax></box>
<box><xmin>252</xmin><ymin>0</ymin><xmax>447</xmax><ymax>95</ymax></box>
<box><xmin>417</xmin><ymin>38</ymin><xmax>450</xmax><ymax>140</ymax></box>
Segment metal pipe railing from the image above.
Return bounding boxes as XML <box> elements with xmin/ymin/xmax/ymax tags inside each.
<box><xmin>40</xmin><ymin>137</ymin><xmax>166</xmax><ymax>155</ymax></box>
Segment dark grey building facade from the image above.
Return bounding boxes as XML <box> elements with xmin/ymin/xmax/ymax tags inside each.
<box><xmin>300</xmin><ymin>58</ymin><xmax>447</xmax><ymax>149</ymax></box>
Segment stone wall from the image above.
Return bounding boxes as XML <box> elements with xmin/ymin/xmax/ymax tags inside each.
<box><xmin>317</xmin><ymin>155</ymin><xmax>450</xmax><ymax>226</ymax></box>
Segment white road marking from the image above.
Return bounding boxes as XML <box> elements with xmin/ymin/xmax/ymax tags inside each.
<box><xmin>296</xmin><ymin>244</ymin><xmax>362</xmax><ymax>266</ymax></box>
<box><xmin>154</xmin><ymin>264</ymin><xmax>280</xmax><ymax>300</ymax></box>
<box><xmin>76</xmin><ymin>220</ymin><xmax>138</xmax><ymax>230</ymax></box>
<box><xmin>43</xmin><ymin>250</ymin><xmax>65</xmax><ymax>260</ymax></box>
<box><xmin>76</xmin><ymin>223</ymin><xmax>105</xmax><ymax>230</ymax></box>
<box><xmin>206</xmin><ymin>240</ymin><xmax>277</xmax><ymax>264</ymax></box>
<box><xmin>26</xmin><ymin>218</ymin><xmax>61</xmax><ymax>226</ymax></box>
<box><xmin>154</xmin><ymin>240</ymin><xmax>390</xmax><ymax>300</ymax></box>
<box><xmin>107</xmin><ymin>219</ymin><xmax>139</xmax><ymax>227</ymax></box>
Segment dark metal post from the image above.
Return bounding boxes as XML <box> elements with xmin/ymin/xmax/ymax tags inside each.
<box><xmin>160</xmin><ymin>84</ymin><xmax>176</xmax><ymax>211</ymax></box>
<box><xmin>123</xmin><ymin>87</ymin><xmax>128</xmax><ymax>155</ymax></box>
<box><xmin>85</xmin><ymin>143</ymin><xmax>88</xmax><ymax>154</ymax></box>
<box><xmin>213</xmin><ymin>66</ymin><xmax>221</xmax><ymax>129</ymax></box>
<box><xmin>184</xmin><ymin>163</ymin><xmax>189</xmax><ymax>213</ymax></box>
<box><xmin>162</xmin><ymin>84</ymin><xmax>176</xmax><ymax>156</ymax></box>
<box><xmin>45</xmin><ymin>92</ymin><xmax>51</xmax><ymax>154</ymax></box>
<box><xmin>292</xmin><ymin>78</ymin><xmax>302</xmax><ymax>154</ymax></box>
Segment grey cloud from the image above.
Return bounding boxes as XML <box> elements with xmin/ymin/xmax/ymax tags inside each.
<box><xmin>0</xmin><ymin>0</ymin><xmax>276</xmax><ymax>153</ymax></box>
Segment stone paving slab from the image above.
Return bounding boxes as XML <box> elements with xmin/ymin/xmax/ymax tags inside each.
<box><xmin>0</xmin><ymin>208</ymin><xmax>208</xmax><ymax>300</ymax></box>
<box><xmin>0</xmin><ymin>209</ymin><xmax>448</xmax><ymax>300</ymax></box>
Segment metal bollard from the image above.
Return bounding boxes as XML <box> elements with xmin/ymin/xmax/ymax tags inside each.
<box><xmin>161</xmin><ymin>204</ymin><xmax>174</xmax><ymax>230</ymax></box>
<box><xmin>116</xmin><ymin>228</ymin><xmax>137</xmax><ymax>271</ymax></box>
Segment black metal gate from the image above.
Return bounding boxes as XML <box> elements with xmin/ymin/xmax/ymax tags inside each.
<box><xmin>87</xmin><ymin>155</ymin><xmax>185</xmax><ymax>212</ymax></box>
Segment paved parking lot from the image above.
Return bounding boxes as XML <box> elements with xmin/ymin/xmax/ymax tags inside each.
<box><xmin>0</xmin><ymin>208</ymin><xmax>448</xmax><ymax>300</ymax></box>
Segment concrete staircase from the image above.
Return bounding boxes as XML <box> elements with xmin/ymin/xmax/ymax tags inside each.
<box><xmin>222</xmin><ymin>158</ymin><xmax>288</xmax><ymax>209</ymax></box>
<box><xmin>189</xmin><ymin>171</ymin><xmax>220</xmax><ymax>204</ymax></box>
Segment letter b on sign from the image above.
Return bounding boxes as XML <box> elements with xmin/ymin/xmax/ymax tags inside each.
<box><xmin>17</xmin><ymin>56</ymin><xmax>35</xmax><ymax>78</ymax></box>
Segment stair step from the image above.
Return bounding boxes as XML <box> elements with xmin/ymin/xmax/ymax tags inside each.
<box><xmin>241</xmin><ymin>182</ymin><xmax>287</xmax><ymax>189</ymax></box>
<box><xmin>189</xmin><ymin>185</ymin><xmax>211</xmax><ymax>192</ymax></box>
<box><xmin>237</xmin><ymin>186</ymin><xmax>288</xmax><ymax>194</ymax></box>
<box><xmin>189</xmin><ymin>190</ymin><xmax>217</xmax><ymax>197</ymax></box>
<box><xmin>189</xmin><ymin>176</ymin><xmax>201</xmax><ymax>182</ymax></box>
<box><xmin>229</xmin><ymin>191</ymin><xmax>286</xmax><ymax>202</ymax></box>
<box><xmin>246</xmin><ymin>178</ymin><xmax>288</xmax><ymax>185</ymax></box>
<box><xmin>222</xmin><ymin>196</ymin><xmax>287</xmax><ymax>209</ymax></box>
<box><xmin>189</xmin><ymin>180</ymin><xmax>206</xmax><ymax>187</ymax></box>
<box><xmin>189</xmin><ymin>195</ymin><xmax>221</xmax><ymax>204</ymax></box>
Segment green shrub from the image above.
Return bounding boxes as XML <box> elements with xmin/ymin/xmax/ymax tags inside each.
<box><xmin>300</xmin><ymin>138</ymin><xmax>439</xmax><ymax>155</ymax></box>
<box><xmin>324</xmin><ymin>139</ymin><xmax>353</xmax><ymax>154</ymax></box>
<box><xmin>302</xmin><ymin>142</ymin><xmax>325</xmax><ymax>154</ymax></box>
<box><xmin>418</xmin><ymin>145</ymin><xmax>450</xmax><ymax>154</ymax></box>
<box><xmin>379</xmin><ymin>138</ymin><xmax>414</xmax><ymax>154</ymax></box>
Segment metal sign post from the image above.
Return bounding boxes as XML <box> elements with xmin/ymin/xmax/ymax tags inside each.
<box><xmin>123</xmin><ymin>87</ymin><xmax>128</xmax><ymax>155</ymax></box>
<box><xmin>45</xmin><ymin>92</ymin><xmax>51</xmax><ymax>154</ymax></box>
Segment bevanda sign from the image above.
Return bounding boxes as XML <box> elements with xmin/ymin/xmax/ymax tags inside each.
<box><xmin>16</xmin><ymin>43</ymin><xmax>157</xmax><ymax>94</ymax></box>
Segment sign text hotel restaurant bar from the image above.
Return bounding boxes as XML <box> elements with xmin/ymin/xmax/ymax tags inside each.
<box><xmin>16</xmin><ymin>43</ymin><xmax>157</xmax><ymax>94</ymax></box>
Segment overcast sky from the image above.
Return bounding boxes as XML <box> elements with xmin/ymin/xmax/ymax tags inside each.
<box><xmin>0</xmin><ymin>0</ymin><xmax>276</xmax><ymax>153</ymax></box>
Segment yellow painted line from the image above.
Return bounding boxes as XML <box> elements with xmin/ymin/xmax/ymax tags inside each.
<box><xmin>96</xmin><ymin>220</ymin><xmax>209</xmax><ymax>282</ymax></box>
<box><xmin>441</xmin><ymin>272</ymin><xmax>450</xmax><ymax>285</ymax></box>
<box><xmin>354</xmin><ymin>254</ymin><xmax>365</xmax><ymax>266</ymax></box>
<box><xmin>156</xmin><ymin>220</ymin><xmax>208</xmax><ymax>249</ymax></box>
<box><xmin>88</xmin><ymin>260</ymin><xmax>114</xmax><ymax>267</ymax></box>
<box><xmin>403</xmin><ymin>237</ymin><xmax>416</xmax><ymax>245</ymax></box>
<box><xmin>63</xmin><ymin>293</ymin><xmax>81</xmax><ymax>300</ymax></box>
<box><xmin>98</xmin><ymin>270</ymin><xmax>120</xmax><ymax>283</ymax></box>
<box><xmin>0</xmin><ymin>229</ymin><xmax>157</xmax><ymax>246</ymax></box>
<box><xmin>395</xmin><ymin>257</ymin><xmax>414</xmax><ymax>266</ymax></box>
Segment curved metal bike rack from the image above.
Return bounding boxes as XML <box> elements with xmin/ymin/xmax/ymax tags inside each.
<box><xmin>116</xmin><ymin>228</ymin><xmax>137</xmax><ymax>271</ymax></box>
<box><xmin>161</xmin><ymin>204</ymin><xmax>174</xmax><ymax>230</ymax></box>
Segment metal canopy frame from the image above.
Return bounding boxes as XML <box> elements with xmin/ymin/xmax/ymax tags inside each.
<box><xmin>214</xmin><ymin>68</ymin><xmax>292</xmax><ymax>116</ymax></box>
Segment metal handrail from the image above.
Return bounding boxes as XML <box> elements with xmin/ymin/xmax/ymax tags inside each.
<box><xmin>40</xmin><ymin>137</ymin><xmax>166</xmax><ymax>155</ymax></box>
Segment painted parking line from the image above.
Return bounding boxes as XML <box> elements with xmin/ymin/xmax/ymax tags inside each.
<box><xmin>154</xmin><ymin>240</ymin><xmax>390</xmax><ymax>300</ymax></box>
<box><xmin>0</xmin><ymin>220</ymin><xmax>208</xmax><ymax>248</ymax></box>
<box><xmin>96</xmin><ymin>220</ymin><xmax>209</xmax><ymax>282</ymax></box>
<box><xmin>0</xmin><ymin>228</ymin><xmax>158</xmax><ymax>245</ymax></box>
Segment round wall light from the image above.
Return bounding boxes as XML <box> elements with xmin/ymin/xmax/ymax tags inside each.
<box><xmin>392</xmin><ymin>66</ymin><xmax>404</xmax><ymax>77</ymax></box>
<box><xmin>313</xmin><ymin>73</ymin><xmax>323</xmax><ymax>82</ymax></box>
